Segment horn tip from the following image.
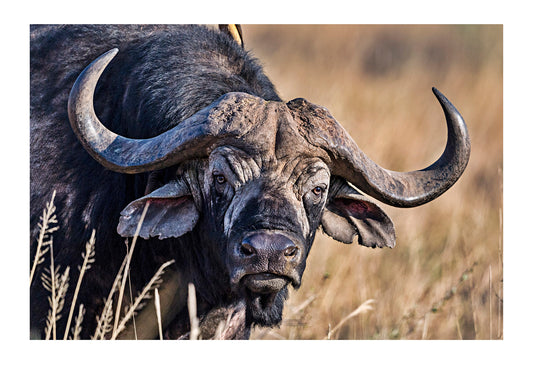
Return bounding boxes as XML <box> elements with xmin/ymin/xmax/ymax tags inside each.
<box><xmin>431</xmin><ymin>87</ymin><xmax>462</xmax><ymax>119</ymax></box>
<box><xmin>106</xmin><ymin>47</ymin><xmax>119</xmax><ymax>58</ymax></box>
<box><xmin>431</xmin><ymin>87</ymin><xmax>445</xmax><ymax>102</ymax></box>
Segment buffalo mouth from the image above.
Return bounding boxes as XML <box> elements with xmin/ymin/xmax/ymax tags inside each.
<box><xmin>242</xmin><ymin>273</ymin><xmax>290</xmax><ymax>294</ymax></box>
<box><xmin>240</xmin><ymin>273</ymin><xmax>292</xmax><ymax>326</ymax></box>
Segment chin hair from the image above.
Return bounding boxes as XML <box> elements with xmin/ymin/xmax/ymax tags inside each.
<box><xmin>245</xmin><ymin>286</ymin><xmax>289</xmax><ymax>327</ymax></box>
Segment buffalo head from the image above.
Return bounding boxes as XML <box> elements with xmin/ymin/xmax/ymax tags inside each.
<box><xmin>68</xmin><ymin>49</ymin><xmax>470</xmax><ymax>328</ymax></box>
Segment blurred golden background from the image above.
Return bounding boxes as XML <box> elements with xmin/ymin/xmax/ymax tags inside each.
<box><xmin>241</xmin><ymin>25</ymin><xmax>502</xmax><ymax>340</ymax></box>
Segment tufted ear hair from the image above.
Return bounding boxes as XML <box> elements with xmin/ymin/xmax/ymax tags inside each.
<box><xmin>321</xmin><ymin>177</ymin><xmax>396</xmax><ymax>248</ymax></box>
<box><xmin>117</xmin><ymin>179</ymin><xmax>199</xmax><ymax>240</ymax></box>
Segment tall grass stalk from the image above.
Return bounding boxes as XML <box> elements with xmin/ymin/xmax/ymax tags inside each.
<box><xmin>92</xmin><ymin>255</ymin><xmax>127</xmax><ymax>339</ymax></box>
<box><xmin>455</xmin><ymin>309</ymin><xmax>463</xmax><ymax>340</ymax></box>
<box><xmin>42</xmin><ymin>238</ymin><xmax>70</xmax><ymax>340</ymax></box>
<box><xmin>111</xmin><ymin>259</ymin><xmax>175</xmax><ymax>339</ymax></box>
<box><xmin>155</xmin><ymin>288</ymin><xmax>163</xmax><ymax>340</ymax></box>
<box><xmin>489</xmin><ymin>265</ymin><xmax>492</xmax><ymax>340</ymax></box>
<box><xmin>290</xmin><ymin>294</ymin><xmax>316</xmax><ymax>315</ymax></box>
<box><xmin>127</xmin><ymin>266</ymin><xmax>138</xmax><ymax>340</ymax></box>
<box><xmin>63</xmin><ymin>229</ymin><xmax>96</xmax><ymax>339</ymax></box>
<box><xmin>422</xmin><ymin>313</ymin><xmax>430</xmax><ymax>340</ymax></box>
<box><xmin>71</xmin><ymin>304</ymin><xmax>85</xmax><ymax>340</ymax></box>
<box><xmin>188</xmin><ymin>283</ymin><xmax>200</xmax><ymax>340</ymax></box>
<box><xmin>112</xmin><ymin>201</ymin><xmax>150</xmax><ymax>336</ymax></box>
<box><xmin>30</xmin><ymin>190</ymin><xmax>58</xmax><ymax>285</ymax></box>
<box><xmin>324</xmin><ymin>299</ymin><xmax>375</xmax><ymax>340</ymax></box>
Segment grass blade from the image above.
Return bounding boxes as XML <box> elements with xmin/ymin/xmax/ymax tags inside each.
<box><xmin>112</xmin><ymin>201</ymin><xmax>150</xmax><ymax>337</ymax></box>
<box><xmin>324</xmin><ymin>299</ymin><xmax>375</xmax><ymax>340</ymax></box>
<box><xmin>63</xmin><ymin>229</ymin><xmax>96</xmax><ymax>339</ymax></box>
<box><xmin>155</xmin><ymin>288</ymin><xmax>163</xmax><ymax>340</ymax></box>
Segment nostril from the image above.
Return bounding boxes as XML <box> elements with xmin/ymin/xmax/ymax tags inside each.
<box><xmin>240</xmin><ymin>242</ymin><xmax>255</xmax><ymax>256</ymax></box>
<box><xmin>240</xmin><ymin>233</ymin><xmax>299</xmax><ymax>260</ymax></box>
<box><xmin>284</xmin><ymin>246</ymin><xmax>298</xmax><ymax>258</ymax></box>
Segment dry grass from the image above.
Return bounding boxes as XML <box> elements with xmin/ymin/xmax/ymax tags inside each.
<box><xmin>30</xmin><ymin>190</ymin><xmax>58</xmax><ymax>286</ymax></box>
<box><xmin>63</xmin><ymin>229</ymin><xmax>95</xmax><ymax>339</ymax></box>
<box><xmin>244</xmin><ymin>25</ymin><xmax>502</xmax><ymax>340</ymax></box>
<box><xmin>187</xmin><ymin>283</ymin><xmax>200</xmax><ymax>340</ymax></box>
<box><xmin>32</xmin><ymin>196</ymin><xmax>176</xmax><ymax>340</ymax></box>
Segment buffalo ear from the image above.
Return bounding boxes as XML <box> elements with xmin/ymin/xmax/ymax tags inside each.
<box><xmin>321</xmin><ymin>178</ymin><xmax>395</xmax><ymax>248</ymax></box>
<box><xmin>117</xmin><ymin>180</ymin><xmax>199</xmax><ymax>240</ymax></box>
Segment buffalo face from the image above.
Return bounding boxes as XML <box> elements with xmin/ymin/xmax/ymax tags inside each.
<box><xmin>117</xmin><ymin>118</ymin><xmax>396</xmax><ymax>328</ymax></box>
<box><xmin>207</xmin><ymin>147</ymin><xmax>331</xmax><ymax>326</ymax></box>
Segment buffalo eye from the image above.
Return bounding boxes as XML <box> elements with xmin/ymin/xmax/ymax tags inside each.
<box><xmin>214</xmin><ymin>174</ymin><xmax>227</xmax><ymax>185</ymax></box>
<box><xmin>213</xmin><ymin>173</ymin><xmax>230</xmax><ymax>198</ymax></box>
<box><xmin>312</xmin><ymin>186</ymin><xmax>324</xmax><ymax>196</ymax></box>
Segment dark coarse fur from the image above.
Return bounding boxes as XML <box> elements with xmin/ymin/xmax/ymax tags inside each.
<box><xmin>30</xmin><ymin>25</ymin><xmax>281</xmax><ymax>339</ymax></box>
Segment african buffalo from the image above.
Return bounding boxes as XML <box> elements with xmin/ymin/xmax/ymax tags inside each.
<box><xmin>30</xmin><ymin>25</ymin><xmax>470</xmax><ymax>339</ymax></box>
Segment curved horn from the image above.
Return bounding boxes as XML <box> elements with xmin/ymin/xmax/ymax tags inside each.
<box><xmin>68</xmin><ymin>49</ymin><xmax>263</xmax><ymax>174</ymax></box>
<box><xmin>288</xmin><ymin>88</ymin><xmax>470</xmax><ymax>208</ymax></box>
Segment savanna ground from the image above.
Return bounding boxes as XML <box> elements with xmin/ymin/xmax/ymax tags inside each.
<box><xmin>243</xmin><ymin>25</ymin><xmax>503</xmax><ymax>340</ymax></box>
